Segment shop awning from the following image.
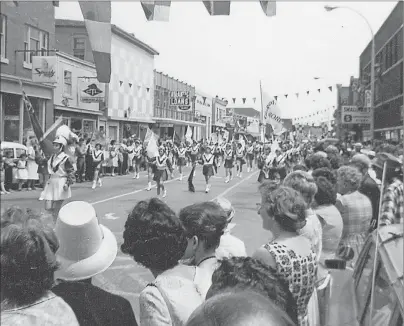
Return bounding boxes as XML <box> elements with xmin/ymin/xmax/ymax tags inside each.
<box><xmin>55</xmin><ymin>105</ymin><xmax>104</xmax><ymax>115</ymax></box>
<box><xmin>154</xmin><ymin>117</ymin><xmax>205</xmax><ymax>127</ymax></box>
<box><xmin>108</xmin><ymin>116</ymin><xmax>155</xmax><ymax>124</ymax></box>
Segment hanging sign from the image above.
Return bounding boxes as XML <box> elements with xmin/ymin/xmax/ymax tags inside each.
<box><xmin>170</xmin><ymin>91</ymin><xmax>191</xmax><ymax>111</ymax></box>
<box><xmin>78</xmin><ymin>79</ymin><xmax>105</xmax><ymax>103</ymax></box>
<box><xmin>32</xmin><ymin>56</ymin><xmax>57</xmax><ymax>83</ymax></box>
<box><xmin>341</xmin><ymin>106</ymin><xmax>371</xmax><ymax>124</ymax></box>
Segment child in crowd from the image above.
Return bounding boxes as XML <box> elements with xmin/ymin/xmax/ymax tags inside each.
<box><xmin>3</xmin><ymin>151</ymin><xmax>15</xmax><ymax>192</ymax></box>
<box><xmin>0</xmin><ymin>155</ymin><xmax>9</xmax><ymax>195</ymax></box>
<box><xmin>16</xmin><ymin>153</ymin><xmax>28</xmax><ymax>191</ymax></box>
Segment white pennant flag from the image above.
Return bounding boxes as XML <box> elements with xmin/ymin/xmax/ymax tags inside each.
<box><xmin>262</xmin><ymin>92</ymin><xmax>286</xmax><ymax>136</ymax></box>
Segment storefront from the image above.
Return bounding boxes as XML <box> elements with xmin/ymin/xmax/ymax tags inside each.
<box><xmin>195</xmin><ymin>92</ymin><xmax>213</xmax><ymax>141</ymax></box>
<box><xmin>1</xmin><ymin>75</ymin><xmax>53</xmax><ymax>144</ymax></box>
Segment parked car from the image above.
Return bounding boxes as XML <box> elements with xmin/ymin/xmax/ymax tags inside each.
<box><xmin>1</xmin><ymin>141</ymin><xmax>28</xmax><ymax>184</ymax></box>
<box><xmin>326</xmin><ymin>224</ymin><xmax>403</xmax><ymax>326</ymax></box>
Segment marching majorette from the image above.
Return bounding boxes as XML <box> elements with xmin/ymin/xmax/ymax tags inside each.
<box><xmin>235</xmin><ymin>142</ymin><xmax>245</xmax><ymax>178</ymax></box>
<box><xmin>213</xmin><ymin>143</ymin><xmax>221</xmax><ymax>173</ymax></box>
<box><xmin>190</xmin><ymin>141</ymin><xmax>200</xmax><ymax>166</ymax></box>
<box><xmin>201</xmin><ymin>145</ymin><xmax>215</xmax><ymax>193</ymax></box>
<box><xmin>246</xmin><ymin>141</ymin><xmax>255</xmax><ymax>172</ymax></box>
<box><xmin>177</xmin><ymin>143</ymin><xmax>187</xmax><ymax>181</ymax></box>
<box><xmin>91</xmin><ymin>143</ymin><xmax>104</xmax><ymax>189</ymax></box>
<box><xmin>153</xmin><ymin>146</ymin><xmax>173</xmax><ymax>198</ymax></box>
<box><xmin>132</xmin><ymin>139</ymin><xmax>143</xmax><ymax>179</ymax></box>
<box><xmin>39</xmin><ymin>136</ymin><xmax>75</xmax><ymax>222</ymax></box>
<box><xmin>223</xmin><ymin>143</ymin><xmax>234</xmax><ymax>183</ymax></box>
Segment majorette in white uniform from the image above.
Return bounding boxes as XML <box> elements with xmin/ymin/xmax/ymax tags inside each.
<box><xmin>202</xmin><ymin>146</ymin><xmax>215</xmax><ymax>193</ymax></box>
<box><xmin>132</xmin><ymin>142</ymin><xmax>143</xmax><ymax>179</ymax></box>
<box><xmin>224</xmin><ymin>144</ymin><xmax>234</xmax><ymax>183</ymax></box>
<box><xmin>153</xmin><ymin>146</ymin><xmax>173</xmax><ymax>198</ymax></box>
<box><xmin>235</xmin><ymin>144</ymin><xmax>245</xmax><ymax>177</ymax></box>
<box><xmin>246</xmin><ymin>144</ymin><xmax>254</xmax><ymax>172</ymax></box>
<box><xmin>177</xmin><ymin>145</ymin><xmax>187</xmax><ymax>181</ymax></box>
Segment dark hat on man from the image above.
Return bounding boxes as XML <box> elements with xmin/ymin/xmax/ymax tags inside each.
<box><xmin>372</xmin><ymin>152</ymin><xmax>402</xmax><ymax>173</ymax></box>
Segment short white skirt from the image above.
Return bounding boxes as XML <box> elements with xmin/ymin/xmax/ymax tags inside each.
<box><xmin>39</xmin><ymin>175</ymin><xmax>71</xmax><ymax>201</ymax></box>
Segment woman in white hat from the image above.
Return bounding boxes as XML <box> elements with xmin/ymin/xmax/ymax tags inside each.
<box><xmin>201</xmin><ymin>145</ymin><xmax>215</xmax><ymax>193</ymax></box>
<box><xmin>39</xmin><ymin>135</ymin><xmax>74</xmax><ymax>222</ymax></box>
<box><xmin>153</xmin><ymin>145</ymin><xmax>173</xmax><ymax>198</ymax></box>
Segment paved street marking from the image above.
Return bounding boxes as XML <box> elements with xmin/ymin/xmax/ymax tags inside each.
<box><xmin>212</xmin><ymin>170</ymin><xmax>259</xmax><ymax>201</ymax></box>
<box><xmin>104</xmin><ymin>212</ymin><xmax>120</xmax><ymax>220</ymax></box>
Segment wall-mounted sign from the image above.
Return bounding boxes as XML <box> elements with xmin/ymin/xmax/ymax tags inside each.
<box><xmin>170</xmin><ymin>91</ymin><xmax>191</xmax><ymax>111</ymax></box>
<box><xmin>341</xmin><ymin>106</ymin><xmax>371</xmax><ymax>125</ymax></box>
<box><xmin>78</xmin><ymin>79</ymin><xmax>105</xmax><ymax>103</ymax></box>
<box><xmin>32</xmin><ymin>56</ymin><xmax>57</xmax><ymax>83</ymax></box>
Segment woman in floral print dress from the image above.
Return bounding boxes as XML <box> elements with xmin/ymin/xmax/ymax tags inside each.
<box><xmin>253</xmin><ymin>185</ymin><xmax>317</xmax><ymax>326</ymax></box>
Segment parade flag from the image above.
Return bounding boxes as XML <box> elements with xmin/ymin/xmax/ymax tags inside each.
<box><xmin>262</xmin><ymin>91</ymin><xmax>286</xmax><ymax>136</ymax></box>
<box><xmin>203</xmin><ymin>1</ymin><xmax>231</xmax><ymax>15</ymax></box>
<box><xmin>185</xmin><ymin>125</ymin><xmax>193</xmax><ymax>142</ymax></box>
<box><xmin>79</xmin><ymin>1</ymin><xmax>111</xmax><ymax>83</ymax></box>
<box><xmin>141</xmin><ymin>1</ymin><xmax>171</xmax><ymax>21</ymax></box>
<box><xmin>146</xmin><ymin>133</ymin><xmax>159</xmax><ymax>158</ymax></box>
<box><xmin>259</xmin><ymin>1</ymin><xmax>276</xmax><ymax>17</ymax></box>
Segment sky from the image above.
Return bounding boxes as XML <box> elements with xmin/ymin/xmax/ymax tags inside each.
<box><xmin>55</xmin><ymin>1</ymin><xmax>398</xmax><ymax>119</ymax></box>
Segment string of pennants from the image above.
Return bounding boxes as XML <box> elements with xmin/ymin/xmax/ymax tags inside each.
<box><xmin>140</xmin><ymin>1</ymin><xmax>277</xmax><ymax>21</ymax></box>
<box><xmin>118</xmin><ymin>81</ymin><xmax>151</xmax><ymax>93</ymax></box>
<box><xmin>229</xmin><ymin>85</ymin><xmax>334</xmax><ymax>105</ymax></box>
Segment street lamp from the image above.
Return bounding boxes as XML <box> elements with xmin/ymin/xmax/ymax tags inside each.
<box><xmin>325</xmin><ymin>5</ymin><xmax>376</xmax><ymax>141</ymax></box>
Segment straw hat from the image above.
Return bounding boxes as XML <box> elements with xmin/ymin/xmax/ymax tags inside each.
<box><xmin>55</xmin><ymin>201</ymin><xmax>117</xmax><ymax>281</ymax></box>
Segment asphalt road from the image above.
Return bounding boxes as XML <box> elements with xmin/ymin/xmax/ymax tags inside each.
<box><xmin>1</xmin><ymin>165</ymin><xmax>271</xmax><ymax>321</ymax></box>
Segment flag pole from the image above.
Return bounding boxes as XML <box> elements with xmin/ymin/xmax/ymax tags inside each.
<box><xmin>259</xmin><ymin>80</ymin><xmax>265</xmax><ymax>142</ymax></box>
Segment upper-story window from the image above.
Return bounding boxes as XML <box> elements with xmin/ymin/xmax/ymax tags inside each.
<box><xmin>24</xmin><ymin>25</ymin><xmax>49</xmax><ymax>64</ymax></box>
<box><xmin>63</xmin><ymin>70</ymin><xmax>72</xmax><ymax>96</ymax></box>
<box><xmin>0</xmin><ymin>14</ymin><xmax>7</xmax><ymax>59</ymax></box>
<box><xmin>73</xmin><ymin>37</ymin><xmax>86</xmax><ymax>60</ymax></box>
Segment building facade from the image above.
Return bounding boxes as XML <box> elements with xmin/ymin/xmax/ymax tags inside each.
<box><xmin>359</xmin><ymin>1</ymin><xmax>403</xmax><ymax>141</ymax></box>
<box><xmin>55</xmin><ymin>19</ymin><xmax>159</xmax><ymax>142</ymax></box>
<box><xmin>212</xmin><ymin>96</ymin><xmax>228</xmax><ymax>131</ymax></box>
<box><xmin>53</xmin><ymin>51</ymin><xmax>105</xmax><ymax>136</ymax></box>
<box><xmin>1</xmin><ymin>1</ymin><xmax>56</xmax><ymax>143</ymax></box>
<box><xmin>154</xmin><ymin>71</ymin><xmax>203</xmax><ymax>141</ymax></box>
<box><xmin>195</xmin><ymin>91</ymin><xmax>213</xmax><ymax>141</ymax></box>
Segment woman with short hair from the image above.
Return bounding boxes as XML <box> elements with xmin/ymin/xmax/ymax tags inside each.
<box><xmin>1</xmin><ymin>206</ymin><xmax>79</xmax><ymax>326</ymax></box>
<box><xmin>336</xmin><ymin>165</ymin><xmax>372</xmax><ymax>267</ymax></box>
<box><xmin>179</xmin><ymin>202</ymin><xmax>228</xmax><ymax>298</ymax></box>
<box><xmin>121</xmin><ymin>198</ymin><xmax>204</xmax><ymax>326</ymax></box>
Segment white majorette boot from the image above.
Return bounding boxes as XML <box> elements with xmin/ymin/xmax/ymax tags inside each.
<box><xmin>240</xmin><ymin>172</ymin><xmax>243</xmax><ymax>178</ymax></box>
<box><xmin>180</xmin><ymin>173</ymin><xmax>183</xmax><ymax>181</ymax></box>
<box><xmin>162</xmin><ymin>189</ymin><xmax>167</xmax><ymax>198</ymax></box>
<box><xmin>133</xmin><ymin>174</ymin><xmax>137</xmax><ymax>179</ymax></box>
<box><xmin>98</xmin><ymin>179</ymin><xmax>102</xmax><ymax>187</ymax></box>
<box><xmin>205</xmin><ymin>184</ymin><xmax>211</xmax><ymax>193</ymax></box>
<box><xmin>147</xmin><ymin>182</ymin><xmax>152</xmax><ymax>191</ymax></box>
<box><xmin>92</xmin><ymin>181</ymin><xmax>96</xmax><ymax>189</ymax></box>
<box><xmin>225</xmin><ymin>176</ymin><xmax>229</xmax><ymax>183</ymax></box>
<box><xmin>247</xmin><ymin>167</ymin><xmax>250</xmax><ymax>173</ymax></box>
<box><xmin>136</xmin><ymin>173</ymin><xmax>140</xmax><ymax>179</ymax></box>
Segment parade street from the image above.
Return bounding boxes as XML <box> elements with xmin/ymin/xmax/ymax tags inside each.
<box><xmin>1</xmin><ymin>166</ymin><xmax>270</xmax><ymax>320</ymax></box>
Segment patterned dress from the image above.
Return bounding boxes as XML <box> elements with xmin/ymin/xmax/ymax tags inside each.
<box><xmin>264</xmin><ymin>242</ymin><xmax>317</xmax><ymax>326</ymax></box>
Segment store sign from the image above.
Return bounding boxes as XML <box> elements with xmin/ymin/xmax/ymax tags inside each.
<box><xmin>364</xmin><ymin>90</ymin><xmax>371</xmax><ymax>108</ymax></box>
<box><xmin>170</xmin><ymin>91</ymin><xmax>191</xmax><ymax>111</ymax></box>
<box><xmin>79</xmin><ymin>79</ymin><xmax>105</xmax><ymax>103</ymax></box>
<box><xmin>32</xmin><ymin>56</ymin><xmax>57</xmax><ymax>83</ymax></box>
<box><xmin>341</xmin><ymin>106</ymin><xmax>371</xmax><ymax>124</ymax></box>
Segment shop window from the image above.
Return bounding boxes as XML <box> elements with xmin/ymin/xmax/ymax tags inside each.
<box><xmin>0</xmin><ymin>14</ymin><xmax>6</xmax><ymax>59</ymax></box>
<box><xmin>63</xmin><ymin>70</ymin><xmax>72</xmax><ymax>96</ymax></box>
<box><xmin>83</xmin><ymin>120</ymin><xmax>95</xmax><ymax>134</ymax></box>
<box><xmin>24</xmin><ymin>25</ymin><xmax>49</xmax><ymax>64</ymax></box>
<box><xmin>3</xmin><ymin>93</ymin><xmax>20</xmax><ymax>142</ymax></box>
<box><xmin>70</xmin><ymin>118</ymin><xmax>82</xmax><ymax>134</ymax></box>
<box><xmin>73</xmin><ymin>37</ymin><xmax>86</xmax><ymax>60</ymax></box>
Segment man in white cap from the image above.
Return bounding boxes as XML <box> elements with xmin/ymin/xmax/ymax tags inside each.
<box><xmin>213</xmin><ymin>197</ymin><xmax>247</xmax><ymax>259</ymax></box>
<box><xmin>52</xmin><ymin>201</ymin><xmax>138</xmax><ymax>325</ymax></box>
<box><xmin>39</xmin><ymin>135</ymin><xmax>75</xmax><ymax>222</ymax></box>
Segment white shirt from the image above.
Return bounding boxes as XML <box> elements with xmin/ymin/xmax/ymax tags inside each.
<box><xmin>215</xmin><ymin>224</ymin><xmax>247</xmax><ymax>259</ymax></box>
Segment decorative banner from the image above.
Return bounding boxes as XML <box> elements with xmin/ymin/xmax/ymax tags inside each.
<box><xmin>146</xmin><ymin>87</ymin><xmax>150</xmax><ymax>93</ymax></box>
<box><xmin>202</xmin><ymin>96</ymin><xmax>207</xmax><ymax>104</ymax></box>
<box><xmin>119</xmin><ymin>81</ymin><xmax>123</xmax><ymax>86</ymax></box>
<box><xmin>170</xmin><ymin>91</ymin><xmax>191</xmax><ymax>111</ymax></box>
<box><xmin>232</xmin><ymin>98</ymin><xmax>236</xmax><ymax>104</ymax></box>
<box><xmin>295</xmin><ymin>93</ymin><xmax>299</xmax><ymax>98</ymax></box>
<box><xmin>274</xmin><ymin>96</ymin><xmax>278</xmax><ymax>101</ymax></box>
<box><xmin>341</xmin><ymin>106</ymin><xmax>371</xmax><ymax>124</ymax></box>
<box><xmin>129</xmin><ymin>83</ymin><xmax>132</xmax><ymax>88</ymax></box>
<box><xmin>79</xmin><ymin>1</ymin><xmax>111</xmax><ymax>83</ymax></box>
<box><xmin>317</xmin><ymin>89</ymin><xmax>321</xmax><ymax>93</ymax></box>
<box><xmin>141</xmin><ymin>1</ymin><xmax>171</xmax><ymax>21</ymax></box>
<box><xmin>242</xmin><ymin>98</ymin><xmax>246</xmax><ymax>104</ymax></box>
<box><xmin>32</xmin><ymin>56</ymin><xmax>57</xmax><ymax>83</ymax></box>
<box><xmin>203</xmin><ymin>1</ymin><xmax>231</xmax><ymax>15</ymax></box>
<box><xmin>328</xmin><ymin>86</ymin><xmax>332</xmax><ymax>91</ymax></box>
<box><xmin>284</xmin><ymin>94</ymin><xmax>288</xmax><ymax>98</ymax></box>
<box><xmin>253</xmin><ymin>97</ymin><xmax>256</xmax><ymax>103</ymax></box>
<box><xmin>259</xmin><ymin>0</ymin><xmax>276</xmax><ymax>17</ymax></box>
<box><xmin>78</xmin><ymin>78</ymin><xmax>105</xmax><ymax>103</ymax></box>
<box><xmin>307</xmin><ymin>91</ymin><xmax>310</xmax><ymax>95</ymax></box>
<box><xmin>262</xmin><ymin>91</ymin><xmax>286</xmax><ymax>136</ymax></box>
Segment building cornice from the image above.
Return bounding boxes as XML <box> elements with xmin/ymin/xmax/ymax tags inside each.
<box><xmin>57</xmin><ymin>51</ymin><xmax>96</xmax><ymax>69</ymax></box>
<box><xmin>1</xmin><ymin>73</ymin><xmax>56</xmax><ymax>89</ymax></box>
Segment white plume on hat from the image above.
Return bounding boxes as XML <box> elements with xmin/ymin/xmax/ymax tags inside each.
<box><xmin>55</xmin><ymin>125</ymin><xmax>79</xmax><ymax>143</ymax></box>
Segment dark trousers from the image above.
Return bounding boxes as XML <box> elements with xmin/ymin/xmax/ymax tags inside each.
<box><xmin>85</xmin><ymin>155</ymin><xmax>94</xmax><ymax>181</ymax></box>
<box><xmin>4</xmin><ymin>166</ymin><xmax>13</xmax><ymax>190</ymax></box>
<box><xmin>76</xmin><ymin>157</ymin><xmax>85</xmax><ymax>182</ymax></box>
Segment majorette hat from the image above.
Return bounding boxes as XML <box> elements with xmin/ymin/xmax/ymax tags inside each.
<box><xmin>53</xmin><ymin>136</ymin><xmax>67</xmax><ymax>147</ymax></box>
<box><xmin>54</xmin><ymin>201</ymin><xmax>117</xmax><ymax>281</ymax></box>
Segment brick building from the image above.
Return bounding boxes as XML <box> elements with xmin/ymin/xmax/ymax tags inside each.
<box><xmin>0</xmin><ymin>1</ymin><xmax>56</xmax><ymax>143</ymax></box>
<box><xmin>359</xmin><ymin>1</ymin><xmax>403</xmax><ymax>141</ymax></box>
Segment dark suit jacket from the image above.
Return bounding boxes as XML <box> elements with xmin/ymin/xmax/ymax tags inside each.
<box><xmin>52</xmin><ymin>281</ymin><xmax>138</xmax><ymax>326</ymax></box>
<box><xmin>359</xmin><ymin>173</ymin><xmax>380</xmax><ymax>229</ymax></box>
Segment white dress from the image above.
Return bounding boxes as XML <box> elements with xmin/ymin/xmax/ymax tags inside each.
<box><xmin>26</xmin><ymin>146</ymin><xmax>39</xmax><ymax>180</ymax></box>
<box><xmin>40</xmin><ymin>152</ymin><xmax>73</xmax><ymax>201</ymax></box>
<box><xmin>16</xmin><ymin>160</ymin><xmax>28</xmax><ymax>180</ymax></box>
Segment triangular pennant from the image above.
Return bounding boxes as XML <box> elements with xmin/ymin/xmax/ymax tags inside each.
<box><xmin>242</xmin><ymin>98</ymin><xmax>246</xmax><ymax>104</ymax></box>
<box><xmin>141</xmin><ymin>1</ymin><xmax>171</xmax><ymax>21</ymax></box>
<box><xmin>274</xmin><ymin>96</ymin><xmax>278</xmax><ymax>101</ymax></box>
<box><xmin>138</xmin><ymin>85</ymin><xmax>141</xmax><ymax>90</ymax></box>
<box><xmin>307</xmin><ymin>91</ymin><xmax>310</xmax><ymax>95</ymax></box>
<box><xmin>129</xmin><ymin>83</ymin><xmax>132</xmax><ymax>88</ymax></box>
<box><xmin>119</xmin><ymin>80</ymin><xmax>123</xmax><ymax>86</ymax></box>
<box><xmin>328</xmin><ymin>86</ymin><xmax>332</xmax><ymax>92</ymax></box>
<box><xmin>295</xmin><ymin>93</ymin><xmax>299</xmax><ymax>98</ymax></box>
<box><xmin>202</xmin><ymin>96</ymin><xmax>207</xmax><ymax>105</ymax></box>
<box><xmin>232</xmin><ymin>98</ymin><xmax>236</xmax><ymax>104</ymax></box>
<box><xmin>259</xmin><ymin>1</ymin><xmax>276</xmax><ymax>17</ymax></box>
<box><xmin>146</xmin><ymin>87</ymin><xmax>150</xmax><ymax>93</ymax></box>
<box><xmin>253</xmin><ymin>97</ymin><xmax>256</xmax><ymax>103</ymax></box>
<box><xmin>12</xmin><ymin>1</ymin><xmax>19</xmax><ymax>6</ymax></box>
<box><xmin>317</xmin><ymin>89</ymin><xmax>321</xmax><ymax>93</ymax></box>
<box><xmin>79</xmin><ymin>1</ymin><xmax>112</xmax><ymax>83</ymax></box>
<box><xmin>284</xmin><ymin>94</ymin><xmax>288</xmax><ymax>99</ymax></box>
<box><xmin>203</xmin><ymin>1</ymin><xmax>231</xmax><ymax>16</ymax></box>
